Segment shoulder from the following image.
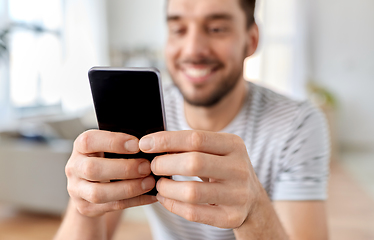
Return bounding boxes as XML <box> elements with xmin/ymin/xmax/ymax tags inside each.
<box><xmin>248</xmin><ymin>82</ymin><xmax>325</xmax><ymax>132</ymax></box>
<box><xmin>249</xmin><ymin>82</ymin><xmax>302</xmax><ymax>116</ymax></box>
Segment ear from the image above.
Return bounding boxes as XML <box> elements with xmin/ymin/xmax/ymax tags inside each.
<box><xmin>245</xmin><ymin>23</ymin><xmax>259</xmax><ymax>57</ymax></box>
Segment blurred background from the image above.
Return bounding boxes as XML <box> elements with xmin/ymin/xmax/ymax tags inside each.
<box><xmin>0</xmin><ymin>0</ymin><xmax>373</xmax><ymax>239</ymax></box>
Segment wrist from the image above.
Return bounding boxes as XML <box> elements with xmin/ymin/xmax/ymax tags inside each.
<box><xmin>233</xmin><ymin>188</ymin><xmax>289</xmax><ymax>240</ymax></box>
<box><xmin>54</xmin><ymin>200</ymin><xmax>107</xmax><ymax>240</ymax></box>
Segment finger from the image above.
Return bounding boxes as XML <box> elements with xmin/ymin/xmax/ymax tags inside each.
<box><xmin>156</xmin><ymin>178</ymin><xmax>244</xmax><ymax>205</ymax></box>
<box><xmin>79</xmin><ymin>176</ymin><xmax>156</xmax><ymax>204</ymax></box>
<box><xmin>75</xmin><ymin>130</ymin><xmax>140</xmax><ymax>155</ymax></box>
<box><xmin>157</xmin><ymin>195</ymin><xmax>243</xmax><ymax>228</ymax></box>
<box><xmin>77</xmin><ymin>157</ymin><xmax>151</xmax><ymax>182</ymax></box>
<box><xmin>74</xmin><ymin>195</ymin><xmax>157</xmax><ymax>217</ymax></box>
<box><xmin>152</xmin><ymin>152</ymin><xmax>235</xmax><ymax>179</ymax></box>
<box><xmin>139</xmin><ymin>130</ymin><xmax>242</xmax><ymax>155</ymax></box>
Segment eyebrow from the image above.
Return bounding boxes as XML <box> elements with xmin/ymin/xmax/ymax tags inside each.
<box><xmin>167</xmin><ymin>13</ymin><xmax>233</xmax><ymax>22</ymax></box>
<box><xmin>167</xmin><ymin>15</ymin><xmax>181</xmax><ymax>22</ymax></box>
<box><xmin>206</xmin><ymin>13</ymin><xmax>233</xmax><ymax>21</ymax></box>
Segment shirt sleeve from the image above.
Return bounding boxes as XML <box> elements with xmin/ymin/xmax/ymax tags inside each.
<box><xmin>272</xmin><ymin>102</ymin><xmax>330</xmax><ymax>201</ymax></box>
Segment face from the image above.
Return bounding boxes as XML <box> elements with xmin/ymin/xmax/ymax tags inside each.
<box><xmin>165</xmin><ymin>0</ymin><xmax>257</xmax><ymax>107</ymax></box>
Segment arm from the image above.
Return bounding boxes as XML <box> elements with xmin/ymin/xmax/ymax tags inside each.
<box><xmin>54</xmin><ymin>200</ymin><xmax>123</xmax><ymax>240</ymax></box>
<box><xmin>233</xmin><ymin>188</ymin><xmax>289</xmax><ymax>240</ymax></box>
<box><xmin>233</xmin><ymin>200</ymin><xmax>328</xmax><ymax>240</ymax></box>
<box><xmin>54</xmin><ymin>200</ymin><xmax>108</xmax><ymax>240</ymax></box>
<box><xmin>106</xmin><ymin>210</ymin><xmax>124</xmax><ymax>240</ymax></box>
<box><xmin>54</xmin><ymin>130</ymin><xmax>157</xmax><ymax>240</ymax></box>
<box><xmin>273</xmin><ymin>201</ymin><xmax>328</xmax><ymax>240</ymax></box>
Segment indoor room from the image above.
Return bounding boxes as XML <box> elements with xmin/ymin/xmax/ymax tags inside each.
<box><xmin>0</xmin><ymin>0</ymin><xmax>373</xmax><ymax>239</ymax></box>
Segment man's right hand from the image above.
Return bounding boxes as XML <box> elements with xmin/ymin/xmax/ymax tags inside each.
<box><xmin>65</xmin><ymin>130</ymin><xmax>157</xmax><ymax>218</ymax></box>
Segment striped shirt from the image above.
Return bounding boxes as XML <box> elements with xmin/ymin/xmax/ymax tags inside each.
<box><xmin>143</xmin><ymin>81</ymin><xmax>330</xmax><ymax>240</ymax></box>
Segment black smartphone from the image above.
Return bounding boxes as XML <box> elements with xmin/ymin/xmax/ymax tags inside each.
<box><xmin>88</xmin><ymin>67</ymin><xmax>167</xmax><ymax>196</ymax></box>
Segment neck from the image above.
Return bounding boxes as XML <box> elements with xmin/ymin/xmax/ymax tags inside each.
<box><xmin>184</xmin><ymin>79</ymin><xmax>248</xmax><ymax>132</ymax></box>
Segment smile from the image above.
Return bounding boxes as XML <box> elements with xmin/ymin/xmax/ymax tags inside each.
<box><xmin>184</xmin><ymin>67</ymin><xmax>212</xmax><ymax>78</ymax></box>
<box><xmin>181</xmin><ymin>65</ymin><xmax>220</xmax><ymax>84</ymax></box>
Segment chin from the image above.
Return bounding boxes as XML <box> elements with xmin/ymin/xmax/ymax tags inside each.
<box><xmin>170</xmin><ymin>66</ymin><xmax>242</xmax><ymax>108</ymax></box>
<box><xmin>179</xmin><ymin>86</ymin><xmax>227</xmax><ymax>107</ymax></box>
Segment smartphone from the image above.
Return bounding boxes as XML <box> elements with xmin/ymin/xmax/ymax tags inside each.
<box><xmin>88</xmin><ymin>67</ymin><xmax>167</xmax><ymax>196</ymax></box>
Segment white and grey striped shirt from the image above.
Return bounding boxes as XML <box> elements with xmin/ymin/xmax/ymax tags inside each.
<box><xmin>143</xmin><ymin>81</ymin><xmax>330</xmax><ymax>240</ymax></box>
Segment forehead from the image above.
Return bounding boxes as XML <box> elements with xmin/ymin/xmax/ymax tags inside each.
<box><xmin>167</xmin><ymin>0</ymin><xmax>244</xmax><ymax>21</ymax></box>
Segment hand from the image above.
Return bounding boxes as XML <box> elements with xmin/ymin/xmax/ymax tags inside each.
<box><xmin>65</xmin><ymin>130</ymin><xmax>157</xmax><ymax>218</ymax></box>
<box><xmin>139</xmin><ymin>130</ymin><xmax>264</xmax><ymax>228</ymax></box>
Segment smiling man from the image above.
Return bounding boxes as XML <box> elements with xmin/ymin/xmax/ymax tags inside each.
<box><xmin>55</xmin><ymin>0</ymin><xmax>329</xmax><ymax>239</ymax></box>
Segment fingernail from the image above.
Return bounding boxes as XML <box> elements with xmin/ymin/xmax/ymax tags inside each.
<box><xmin>138</xmin><ymin>161</ymin><xmax>151</xmax><ymax>175</ymax></box>
<box><xmin>156</xmin><ymin>194</ymin><xmax>164</xmax><ymax>204</ymax></box>
<box><xmin>141</xmin><ymin>176</ymin><xmax>155</xmax><ymax>190</ymax></box>
<box><xmin>139</xmin><ymin>137</ymin><xmax>154</xmax><ymax>151</ymax></box>
<box><xmin>125</xmin><ymin>140</ymin><xmax>139</xmax><ymax>152</ymax></box>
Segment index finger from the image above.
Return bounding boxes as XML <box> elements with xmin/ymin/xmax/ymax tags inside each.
<box><xmin>139</xmin><ymin>130</ymin><xmax>241</xmax><ymax>155</ymax></box>
<box><xmin>74</xmin><ymin>130</ymin><xmax>140</xmax><ymax>155</ymax></box>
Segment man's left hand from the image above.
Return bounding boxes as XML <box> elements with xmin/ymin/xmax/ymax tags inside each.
<box><xmin>139</xmin><ymin>130</ymin><xmax>264</xmax><ymax>229</ymax></box>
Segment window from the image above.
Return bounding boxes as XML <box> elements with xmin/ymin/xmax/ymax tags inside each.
<box><xmin>244</xmin><ymin>0</ymin><xmax>308</xmax><ymax>100</ymax></box>
<box><xmin>4</xmin><ymin>0</ymin><xmax>64</xmax><ymax>116</ymax></box>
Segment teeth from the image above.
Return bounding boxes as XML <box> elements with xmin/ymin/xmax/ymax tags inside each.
<box><xmin>184</xmin><ymin>68</ymin><xmax>211</xmax><ymax>78</ymax></box>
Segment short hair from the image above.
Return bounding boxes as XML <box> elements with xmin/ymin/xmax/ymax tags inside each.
<box><xmin>166</xmin><ymin>0</ymin><xmax>256</xmax><ymax>29</ymax></box>
<box><xmin>239</xmin><ymin>0</ymin><xmax>256</xmax><ymax>28</ymax></box>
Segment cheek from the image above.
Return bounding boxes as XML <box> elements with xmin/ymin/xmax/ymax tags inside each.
<box><xmin>165</xmin><ymin>39</ymin><xmax>179</xmax><ymax>65</ymax></box>
<box><xmin>214</xmin><ymin>42</ymin><xmax>244</xmax><ymax>70</ymax></box>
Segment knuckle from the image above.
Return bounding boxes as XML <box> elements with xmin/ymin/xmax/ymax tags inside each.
<box><xmin>225</xmin><ymin>210</ymin><xmax>242</xmax><ymax>228</ymax></box>
<box><xmin>185</xmin><ymin>153</ymin><xmax>203</xmax><ymax>175</ymax></box>
<box><xmin>66</xmin><ymin>182</ymin><xmax>76</xmax><ymax>197</ymax></box>
<box><xmin>184</xmin><ymin>182</ymin><xmax>200</xmax><ymax>202</ymax></box>
<box><xmin>65</xmin><ymin>162</ymin><xmax>74</xmax><ymax>178</ymax></box>
<box><xmin>76</xmin><ymin>205</ymin><xmax>87</xmax><ymax>216</ymax></box>
<box><xmin>112</xmin><ymin>200</ymin><xmax>128</xmax><ymax>211</ymax></box>
<box><xmin>76</xmin><ymin>201</ymin><xmax>91</xmax><ymax>216</ymax></box>
<box><xmin>190</xmin><ymin>131</ymin><xmax>205</xmax><ymax>150</ymax></box>
<box><xmin>75</xmin><ymin>131</ymin><xmax>91</xmax><ymax>153</ymax></box>
<box><xmin>87</xmin><ymin>185</ymin><xmax>103</xmax><ymax>204</ymax></box>
<box><xmin>157</xmin><ymin>134</ymin><xmax>169</xmax><ymax>149</ymax></box>
<box><xmin>106</xmin><ymin>136</ymin><xmax>116</xmax><ymax>152</ymax></box>
<box><xmin>184</xmin><ymin>206</ymin><xmax>199</xmax><ymax>222</ymax></box>
<box><xmin>82</xmin><ymin>159</ymin><xmax>98</xmax><ymax>180</ymax></box>
<box><xmin>122</xmin><ymin>181</ymin><xmax>137</xmax><ymax>198</ymax></box>
<box><xmin>233</xmin><ymin>135</ymin><xmax>247</xmax><ymax>152</ymax></box>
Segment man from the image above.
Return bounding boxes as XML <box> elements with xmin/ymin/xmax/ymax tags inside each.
<box><xmin>55</xmin><ymin>0</ymin><xmax>329</xmax><ymax>239</ymax></box>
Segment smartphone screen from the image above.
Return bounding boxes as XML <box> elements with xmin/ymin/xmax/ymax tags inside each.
<box><xmin>88</xmin><ymin>67</ymin><xmax>167</xmax><ymax>196</ymax></box>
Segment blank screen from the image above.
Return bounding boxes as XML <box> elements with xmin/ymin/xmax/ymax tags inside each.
<box><xmin>89</xmin><ymin>68</ymin><xmax>167</xmax><ymax>195</ymax></box>
<box><xmin>89</xmin><ymin>68</ymin><xmax>165</xmax><ymax>139</ymax></box>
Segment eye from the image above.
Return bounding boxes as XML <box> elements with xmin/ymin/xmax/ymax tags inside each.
<box><xmin>207</xmin><ymin>26</ymin><xmax>229</xmax><ymax>34</ymax></box>
<box><xmin>169</xmin><ymin>25</ymin><xmax>186</xmax><ymax>36</ymax></box>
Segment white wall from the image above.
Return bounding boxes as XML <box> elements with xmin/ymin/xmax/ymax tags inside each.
<box><xmin>106</xmin><ymin>0</ymin><xmax>167</xmax><ymax>50</ymax></box>
<box><xmin>309</xmin><ymin>0</ymin><xmax>374</xmax><ymax>148</ymax></box>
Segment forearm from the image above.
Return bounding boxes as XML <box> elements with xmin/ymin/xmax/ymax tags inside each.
<box><xmin>54</xmin><ymin>199</ymin><xmax>107</xmax><ymax>240</ymax></box>
<box><xmin>233</xmin><ymin>189</ymin><xmax>289</xmax><ymax>240</ymax></box>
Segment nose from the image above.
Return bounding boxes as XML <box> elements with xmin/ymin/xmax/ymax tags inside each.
<box><xmin>182</xmin><ymin>25</ymin><xmax>210</xmax><ymax>59</ymax></box>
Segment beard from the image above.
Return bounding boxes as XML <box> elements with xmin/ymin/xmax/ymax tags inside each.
<box><xmin>181</xmin><ymin>68</ymin><xmax>242</xmax><ymax>107</ymax></box>
<box><xmin>169</xmin><ymin>48</ymin><xmax>247</xmax><ymax>108</ymax></box>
